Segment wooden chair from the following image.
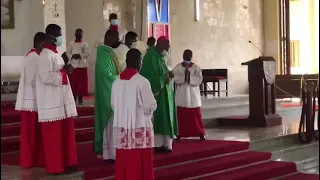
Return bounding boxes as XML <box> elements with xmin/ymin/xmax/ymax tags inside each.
<box><xmin>200</xmin><ymin>69</ymin><xmax>228</xmax><ymax>97</ymax></box>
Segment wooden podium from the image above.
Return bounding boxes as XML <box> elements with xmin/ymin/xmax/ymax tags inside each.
<box><xmin>241</xmin><ymin>56</ymin><xmax>282</xmax><ymax>127</ymax></box>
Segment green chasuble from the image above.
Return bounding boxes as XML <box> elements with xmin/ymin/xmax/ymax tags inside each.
<box><xmin>140</xmin><ymin>47</ymin><xmax>178</xmax><ymax>138</ymax></box>
<box><xmin>94</xmin><ymin>45</ymin><xmax>120</xmax><ymax>154</ymax></box>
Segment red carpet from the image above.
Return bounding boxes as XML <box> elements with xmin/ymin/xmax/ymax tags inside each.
<box><xmin>2</xmin><ymin>140</ymin><xmax>317</xmax><ymax>180</ymax></box>
<box><xmin>1</xmin><ymin>103</ymin><xmax>318</xmax><ymax>179</ymax></box>
<box><xmin>1</xmin><ymin>106</ymin><xmax>95</xmax><ymax>153</ymax></box>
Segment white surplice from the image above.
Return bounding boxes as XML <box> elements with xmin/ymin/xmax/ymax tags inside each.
<box><xmin>114</xmin><ymin>44</ymin><xmax>130</xmax><ymax>72</ymax></box>
<box><xmin>15</xmin><ymin>50</ymin><xmax>39</xmax><ymax>112</ymax></box>
<box><xmin>36</xmin><ymin>48</ymin><xmax>78</xmax><ymax>122</ymax></box>
<box><xmin>111</xmin><ymin>73</ymin><xmax>157</xmax><ymax>149</ymax></box>
<box><xmin>66</xmin><ymin>41</ymin><xmax>90</xmax><ymax>68</ymax></box>
<box><xmin>173</xmin><ymin>63</ymin><xmax>203</xmax><ymax>108</ymax></box>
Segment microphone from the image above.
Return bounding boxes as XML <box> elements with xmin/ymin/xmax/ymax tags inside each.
<box><xmin>248</xmin><ymin>40</ymin><xmax>264</xmax><ymax>56</ymax></box>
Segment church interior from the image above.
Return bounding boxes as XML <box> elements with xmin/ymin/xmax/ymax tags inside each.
<box><xmin>1</xmin><ymin>0</ymin><xmax>319</xmax><ymax>179</ymax></box>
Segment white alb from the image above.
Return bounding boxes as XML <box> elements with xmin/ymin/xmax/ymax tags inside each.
<box><xmin>173</xmin><ymin>63</ymin><xmax>203</xmax><ymax>108</ymax></box>
<box><xmin>66</xmin><ymin>41</ymin><xmax>90</xmax><ymax>68</ymax></box>
<box><xmin>114</xmin><ymin>44</ymin><xmax>130</xmax><ymax>72</ymax></box>
<box><xmin>15</xmin><ymin>50</ymin><xmax>39</xmax><ymax>112</ymax></box>
<box><xmin>36</xmin><ymin>48</ymin><xmax>78</xmax><ymax>122</ymax></box>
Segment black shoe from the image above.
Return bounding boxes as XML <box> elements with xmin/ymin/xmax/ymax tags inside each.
<box><xmin>78</xmin><ymin>96</ymin><xmax>83</xmax><ymax>104</ymax></box>
<box><xmin>104</xmin><ymin>159</ymin><xmax>115</xmax><ymax>164</ymax></box>
<box><xmin>176</xmin><ymin>136</ymin><xmax>182</xmax><ymax>141</ymax></box>
<box><xmin>154</xmin><ymin>146</ymin><xmax>165</xmax><ymax>153</ymax></box>
<box><xmin>200</xmin><ymin>135</ymin><xmax>206</xmax><ymax>140</ymax></box>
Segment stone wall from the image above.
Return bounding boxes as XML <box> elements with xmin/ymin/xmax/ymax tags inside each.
<box><xmin>170</xmin><ymin>0</ymin><xmax>264</xmax><ymax>94</ymax></box>
<box><xmin>63</xmin><ymin>0</ymin><xmax>264</xmax><ymax>95</ymax></box>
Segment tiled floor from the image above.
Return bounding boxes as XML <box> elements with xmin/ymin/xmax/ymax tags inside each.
<box><xmin>1</xmin><ymin>94</ymin><xmax>318</xmax><ymax>179</ymax></box>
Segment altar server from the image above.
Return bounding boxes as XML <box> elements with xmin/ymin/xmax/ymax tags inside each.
<box><xmin>15</xmin><ymin>32</ymin><xmax>46</xmax><ymax>168</ymax></box>
<box><xmin>36</xmin><ymin>24</ymin><xmax>78</xmax><ymax>174</ymax></box>
<box><xmin>114</xmin><ymin>31</ymin><xmax>138</xmax><ymax>72</ymax></box>
<box><xmin>173</xmin><ymin>49</ymin><xmax>205</xmax><ymax>140</ymax></box>
<box><xmin>113</xmin><ymin>48</ymin><xmax>157</xmax><ymax>180</ymax></box>
<box><xmin>66</xmin><ymin>28</ymin><xmax>90</xmax><ymax>105</ymax></box>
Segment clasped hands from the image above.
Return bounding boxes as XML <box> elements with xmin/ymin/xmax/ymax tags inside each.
<box><xmin>71</xmin><ymin>54</ymin><xmax>82</xmax><ymax>60</ymax></box>
<box><xmin>165</xmin><ymin>71</ymin><xmax>174</xmax><ymax>84</ymax></box>
<box><xmin>184</xmin><ymin>67</ymin><xmax>190</xmax><ymax>84</ymax></box>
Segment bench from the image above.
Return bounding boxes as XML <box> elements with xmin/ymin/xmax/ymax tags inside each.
<box><xmin>200</xmin><ymin>69</ymin><xmax>228</xmax><ymax>97</ymax></box>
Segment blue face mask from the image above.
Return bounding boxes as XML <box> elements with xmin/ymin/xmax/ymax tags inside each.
<box><xmin>110</xmin><ymin>19</ymin><xmax>118</xmax><ymax>26</ymax></box>
<box><xmin>55</xmin><ymin>36</ymin><xmax>63</xmax><ymax>47</ymax></box>
<box><xmin>184</xmin><ymin>60</ymin><xmax>191</xmax><ymax>65</ymax></box>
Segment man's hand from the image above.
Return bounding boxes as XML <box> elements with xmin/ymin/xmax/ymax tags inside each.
<box><xmin>168</xmin><ymin>71</ymin><xmax>174</xmax><ymax>78</ymax></box>
<box><xmin>64</xmin><ymin>64</ymin><xmax>73</xmax><ymax>75</ymax></box>
<box><xmin>165</xmin><ymin>73</ymin><xmax>171</xmax><ymax>84</ymax></box>
<box><xmin>184</xmin><ymin>67</ymin><xmax>190</xmax><ymax>83</ymax></box>
<box><xmin>72</xmin><ymin>54</ymin><xmax>81</xmax><ymax>60</ymax></box>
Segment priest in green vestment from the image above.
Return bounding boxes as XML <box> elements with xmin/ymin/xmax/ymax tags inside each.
<box><xmin>140</xmin><ymin>36</ymin><xmax>178</xmax><ymax>153</ymax></box>
<box><xmin>94</xmin><ymin>30</ymin><xmax>120</xmax><ymax>160</ymax></box>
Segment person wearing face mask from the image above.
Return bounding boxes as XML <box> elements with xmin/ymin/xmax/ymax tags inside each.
<box><xmin>140</xmin><ymin>36</ymin><xmax>178</xmax><ymax>153</ymax></box>
<box><xmin>172</xmin><ymin>49</ymin><xmax>206</xmax><ymax>141</ymax></box>
<box><xmin>15</xmin><ymin>32</ymin><xmax>46</xmax><ymax>169</ymax></box>
<box><xmin>114</xmin><ymin>31</ymin><xmax>138</xmax><ymax>72</ymax></box>
<box><xmin>94</xmin><ymin>30</ymin><xmax>121</xmax><ymax>161</ymax></box>
<box><xmin>108</xmin><ymin>13</ymin><xmax>127</xmax><ymax>42</ymax></box>
<box><xmin>112</xmin><ymin>49</ymin><xmax>157</xmax><ymax>180</ymax></box>
<box><xmin>66</xmin><ymin>28</ymin><xmax>90</xmax><ymax>106</ymax></box>
<box><xmin>36</xmin><ymin>24</ymin><xmax>78</xmax><ymax>174</ymax></box>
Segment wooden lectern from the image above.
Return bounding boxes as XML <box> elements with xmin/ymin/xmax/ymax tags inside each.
<box><xmin>241</xmin><ymin>56</ymin><xmax>282</xmax><ymax>127</ymax></box>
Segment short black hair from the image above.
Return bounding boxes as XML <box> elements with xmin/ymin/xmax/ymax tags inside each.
<box><xmin>125</xmin><ymin>31</ymin><xmax>138</xmax><ymax>41</ymax></box>
<box><xmin>109</xmin><ymin>13</ymin><xmax>117</xmax><ymax>20</ymax></box>
<box><xmin>126</xmin><ymin>48</ymin><xmax>141</xmax><ymax>68</ymax></box>
<box><xmin>75</xmin><ymin>28</ymin><xmax>83</xmax><ymax>33</ymax></box>
<box><xmin>105</xmin><ymin>29</ymin><xmax>119</xmax><ymax>39</ymax></box>
<box><xmin>45</xmin><ymin>24</ymin><xmax>61</xmax><ymax>37</ymax></box>
<box><xmin>34</xmin><ymin>32</ymin><xmax>46</xmax><ymax>45</ymax></box>
<box><xmin>147</xmin><ymin>37</ymin><xmax>156</xmax><ymax>45</ymax></box>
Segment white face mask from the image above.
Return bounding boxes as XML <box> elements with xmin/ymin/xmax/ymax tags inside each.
<box><xmin>131</xmin><ymin>41</ymin><xmax>138</xmax><ymax>49</ymax></box>
<box><xmin>162</xmin><ymin>50</ymin><xmax>169</xmax><ymax>56</ymax></box>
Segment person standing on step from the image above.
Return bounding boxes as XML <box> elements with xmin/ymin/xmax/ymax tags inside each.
<box><xmin>173</xmin><ymin>49</ymin><xmax>206</xmax><ymax>140</ymax></box>
<box><xmin>66</xmin><ymin>28</ymin><xmax>90</xmax><ymax>106</ymax></box>
<box><xmin>94</xmin><ymin>30</ymin><xmax>120</xmax><ymax>161</ymax></box>
<box><xmin>36</xmin><ymin>24</ymin><xmax>78</xmax><ymax>174</ymax></box>
<box><xmin>140</xmin><ymin>36</ymin><xmax>178</xmax><ymax>153</ymax></box>
<box><xmin>108</xmin><ymin>13</ymin><xmax>127</xmax><ymax>43</ymax></box>
<box><xmin>114</xmin><ymin>31</ymin><xmax>138</xmax><ymax>72</ymax></box>
<box><xmin>112</xmin><ymin>49</ymin><xmax>157</xmax><ymax>180</ymax></box>
<box><xmin>15</xmin><ymin>32</ymin><xmax>46</xmax><ymax>168</ymax></box>
<box><xmin>142</xmin><ymin>36</ymin><xmax>156</xmax><ymax>58</ymax></box>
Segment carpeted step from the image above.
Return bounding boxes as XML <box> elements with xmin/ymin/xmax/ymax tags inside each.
<box><xmin>278</xmin><ymin>173</ymin><xmax>319</xmax><ymax>179</ymax></box>
<box><xmin>1</xmin><ymin>106</ymin><xmax>94</xmax><ymax>124</ymax></box>
<box><xmin>195</xmin><ymin>161</ymin><xmax>297</xmax><ymax>180</ymax></box>
<box><xmin>1</xmin><ymin>128</ymin><xmax>94</xmax><ymax>153</ymax></box>
<box><xmin>154</xmin><ymin>151</ymin><xmax>272</xmax><ymax>180</ymax></box>
<box><xmin>1</xmin><ymin>116</ymin><xmax>94</xmax><ymax>137</ymax></box>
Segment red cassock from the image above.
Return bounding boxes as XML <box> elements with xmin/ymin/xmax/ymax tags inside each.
<box><xmin>115</xmin><ymin>149</ymin><xmax>154</xmax><ymax>180</ymax></box>
<box><xmin>40</xmin><ymin>118</ymin><xmax>77</xmax><ymax>173</ymax></box>
<box><xmin>177</xmin><ymin>107</ymin><xmax>205</xmax><ymax>137</ymax></box>
<box><xmin>68</xmin><ymin>67</ymin><xmax>88</xmax><ymax>96</ymax></box>
<box><xmin>20</xmin><ymin>111</ymin><xmax>44</xmax><ymax>168</ymax></box>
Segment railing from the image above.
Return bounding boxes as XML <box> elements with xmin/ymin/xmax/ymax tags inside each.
<box><xmin>298</xmin><ymin>81</ymin><xmax>319</xmax><ymax>143</ymax></box>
